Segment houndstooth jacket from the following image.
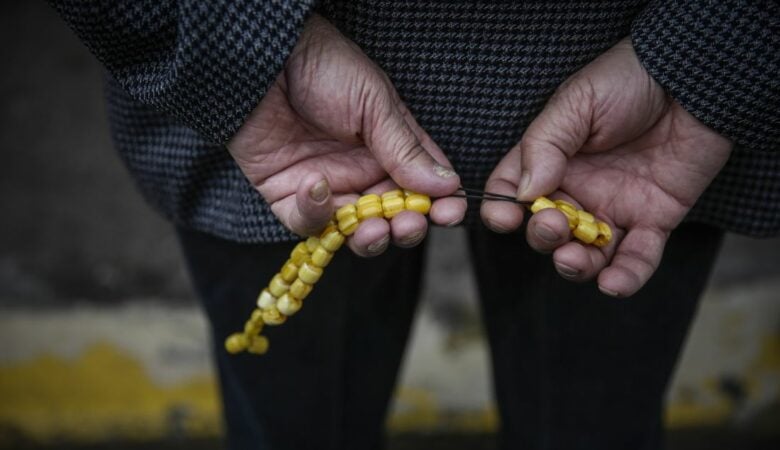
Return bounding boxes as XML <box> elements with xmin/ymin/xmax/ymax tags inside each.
<box><xmin>51</xmin><ymin>0</ymin><xmax>779</xmax><ymax>243</ymax></box>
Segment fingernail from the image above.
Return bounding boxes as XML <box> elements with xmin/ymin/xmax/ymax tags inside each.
<box><xmin>555</xmin><ymin>263</ymin><xmax>579</xmax><ymax>279</ymax></box>
<box><xmin>398</xmin><ymin>231</ymin><xmax>425</xmax><ymax>247</ymax></box>
<box><xmin>433</xmin><ymin>163</ymin><xmax>457</xmax><ymax>178</ymax></box>
<box><xmin>486</xmin><ymin>219</ymin><xmax>511</xmax><ymax>234</ymax></box>
<box><xmin>366</xmin><ymin>235</ymin><xmax>390</xmax><ymax>254</ymax></box>
<box><xmin>518</xmin><ymin>170</ymin><xmax>532</xmax><ymax>199</ymax></box>
<box><xmin>446</xmin><ymin>218</ymin><xmax>463</xmax><ymax>227</ymax></box>
<box><xmin>535</xmin><ymin>223</ymin><xmax>560</xmax><ymax>243</ymax></box>
<box><xmin>309</xmin><ymin>179</ymin><xmax>329</xmax><ymax>203</ymax></box>
<box><xmin>599</xmin><ymin>285</ymin><xmax>621</xmax><ymax>298</ymax></box>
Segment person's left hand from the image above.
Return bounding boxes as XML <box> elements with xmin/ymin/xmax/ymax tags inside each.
<box><xmin>481</xmin><ymin>37</ymin><xmax>733</xmax><ymax>297</ymax></box>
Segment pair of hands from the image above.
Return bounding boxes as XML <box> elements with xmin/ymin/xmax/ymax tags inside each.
<box><xmin>227</xmin><ymin>15</ymin><xmax>732</xmax><ymax>298</ymax></box>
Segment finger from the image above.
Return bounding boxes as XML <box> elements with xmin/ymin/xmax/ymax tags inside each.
<box><xmin>481</xmin><ymin>147</ymin><xmax>525</xmax><ymax>233</ymax></box>
<box><xmin>347</xmin><ymin>217</ymin><xmax>391</xmax><ymax>257</ymax></box>
<box><xmin>527</xmin><ymin>191</ymin><xmax>621</xmax><ymax>280</ymax></box>
<box><xmin>550</xmin><ymin>216</ymin><xmax>622</xmax><ymax>281</ymax></box>
<box><xmin>430</xmin><ymin>196</ymin><xmax>467</xmax><ymax>227</ymax></box>
<box><xmin>525</xmin><ymin>190</ymin><xmax>582</xmax><ymax>252</ymax></box>
<box><xmin>257</xmin><ymin>147</ymin><xmax>384</xmax><ymax>203</ymax></box>
<box><xmin>526</xmin><ymin>208</ymin><xmax>571</xmax><ymax>253</ymax></box>
<box><xmin>551</xmin><ymin>237</ymin><xmax>620</xmax><ymax>282</ymax></box>
<box><xmin>363</xmin><ymin>178</ymin><xmax>400</xmax><ymax>196</ymax></box>
<box><xmin>272</xmin><ymin>174</ymin><xmax>334</xmax><ymax>236</ymax></box>
<box><xmin>597</xmin><ymin>227</ymin><xmax>667</xmax><ymax>298</ymax></box>
<box><xmin>363</xmin><ymin>84</ymin><xmax>460</xmax><ymax>197</ymax></box>
<box><xmin>389</xmin><ymin>210</ymin><xmax>428</xmax><ymax>248</ymax></box>
<box><xmin>517</xmin><ymin>78</ymin><xmax>594</xmax><ymax>201</ymax></box>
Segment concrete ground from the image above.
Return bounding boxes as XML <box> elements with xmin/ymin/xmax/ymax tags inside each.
<box><xmin>1</xmin><ymin>1</ymin><xmax>779</xmax><ymax>449</ymax></box>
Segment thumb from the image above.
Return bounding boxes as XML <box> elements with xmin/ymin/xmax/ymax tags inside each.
<box><xmin>270</xmin><ymin>173</ymin><xmax>334</xmax><ymax>237</ymax></box>
<box><xmin>516</xmin><ymin>79</ymin><xmax>595</xmax><ymax>201</ymax></box>
<box><xmin>362</xmin><ymin>84</ymin><xmax>459</xmax><ymax>197</ymax></box>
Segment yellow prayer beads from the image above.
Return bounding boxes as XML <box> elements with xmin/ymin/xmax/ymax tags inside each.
<box><xmin>404</xmin><ymin>190</ymin><xmax>432</xmax><ymax>215</ymax></box>
<box><xmin>226</xmin><ymin>190</ymin><xmax>612</xmax><ymax>355</ymax></box>
<box><xmin>380</xmin><ymin>190</ymin><xmax>406</xmax><ymax>219</ymax></box>
<box><xmin>336</xmin><ymin>204</ymin><xmax>359</xmax><ymax>235</ymax></box>
<box><xmin>356</xmin><ymin>194</ymin><xmax>383</xmax><ymax>220</ymax></box>
<box><xmin>529</xmin><ymin>196</ymin><xmax>612</xmax><ymax>247</ymax></box>
<box><xmin>593</xmin><ymin>221</ymin><xmax>613</xmax><ymax>247</ymax></box>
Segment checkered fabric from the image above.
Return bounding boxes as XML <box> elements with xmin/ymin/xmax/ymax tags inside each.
<box><xmin>52</xmin><ymin>0</ymin><xmax>780</xmax><ymax>242</ymax></box>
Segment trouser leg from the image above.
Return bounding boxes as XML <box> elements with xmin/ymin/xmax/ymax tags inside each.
<box><xmin>177</xmin><ymin>228</ymin><xmax>426</xmax><ymax>450</ymax></box>
<box><xmin>468</xmin><ymin>222</ymin><xmax>723</xmax><ymax>450</ymax></box>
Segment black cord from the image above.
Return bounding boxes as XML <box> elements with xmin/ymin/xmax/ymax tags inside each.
<box><xmin>450</xmin><ymin>186</ymin><xmax>532</xmax><ymax>206</ymax></box>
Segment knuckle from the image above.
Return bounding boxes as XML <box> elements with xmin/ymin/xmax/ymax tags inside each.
<box><xmin>392</xmin><ymin>137</ymin><xmax>425</xmax><ymax>168</ymax></box>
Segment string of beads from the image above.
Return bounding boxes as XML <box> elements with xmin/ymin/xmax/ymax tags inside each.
<box><xmin>529</xmin><ymin>197</ymin><xmax>612</xmax><ymax>247</ymax></box>
<box><xmin>225</xmin><ymin>190</ymin><xmax>611</xmax><ymax>355</ymax></box>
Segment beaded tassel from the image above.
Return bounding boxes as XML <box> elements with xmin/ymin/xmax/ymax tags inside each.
<box><xmin>226</xmin><ymin>190</ymin><xmax>610</xmax><ymax>355</ymax></box>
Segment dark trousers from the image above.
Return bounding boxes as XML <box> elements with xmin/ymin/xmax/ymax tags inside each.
<box><xmin>177</xmin><ymin>222</ymin><xmax>723</xmax><ymax>450</ymax></box>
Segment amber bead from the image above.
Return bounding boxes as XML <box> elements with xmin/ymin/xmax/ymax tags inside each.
<box><xmin>298</xmin><ymin>261</ymin><xmax>323</xmax><ymax>284</ymax></box>
<box><xmin>290</xmin><ymin>242</ymin><xmax>310</xmax><ymax>266</ymax></box>
<box><xmin>336</xmin><ymin>204</ymin><xmax>359</xmax><ymax>235</ymax></box>
<box><xmin>244</xmin><ymin>320</ymin><xmax>262</xmax><ymax>335</ymax></box>
<box><xmin>319</xmin><ymin>228</ymin><xmax>345</xmax><ymax>252</ymax></box>
<box><xmin>381</xmin><ymin>189</ymin><xmax>404</xmax><ymax>201</ymax></box>
<box><xmin>336</xmin><ymin>204</ymin><xmax>357</xmax><ymax>221</ymax></box>
<box><xmin>577</xmin><ymin>210</ymin><xmax>595</xmax><ymax>224</ymax></box>
<box><xmin>556</xmin><ymin>203</ymin><xmax>579</xmax><ymax>230</ymax></box>
<box><xmin>244</xmin><ymin>308</ymin><xmax>264</xmax><ymax>334</ymax></box>
<box><xmin>319</xmin><ymin>223</ymin><xmax>339</xmax><ymax>236</ymax></box>
<box><xmin>311</xmin><ymin>246</ymin><xmax>333</xmax><ymax>267</ymax></box>
<box><xmin>554</xmin><ymin>199</ymin><xmax>576</xmax><ymax>209</ymax></box>
<box><xmin>382</xmin><ymin>196</ymin><xmax>405</xmax><ymax>219</ymax></box>
<box><xmin>277</xmin><ymin>293</ymin><xmax>303</xmax><ymax>316</ymax></box>
<box><xmin>280</xmin><ymin>260</ymin><xmax>299</xmax><ymax>282</ymax></box>
<box><xmin>338</xmin><ymin>216</ymin><xmax>359</xmax><ymax>236</ymax></box>
<box><xmin>358</xmin><ymin>193</ymin><xmax>381</xmax><ymax>205</ymax></box>
<box><xmin>573</xmin><ymin>220</ymin><xmax>599</xmax><ymax>244</ymax></box>
<box><xmin>257</xmin><ymin>288</ymin><xmax>276</xmax><ymax>310</ymax></box>
<box><xmin>247</xmin><ymin>335</ymin><xmax>270</xmax><ymax>355</ymax></box>
<box><xmin>250</xmin><ymin>309</ymin><xmax>264</xmax><ymax>323</ymax></box>
<box><xmin>261</xmin><ymin>307</ymin><xmax>287</xmax><ymax>325</ymax></box>
<box><xmin>290</xmin><ymin>278</ymin><xmax>313</xmax><ymax>300</ymax></box>
<box><xmin>305</xmin><ymin>236</ymin><xmax>321</xmax><ymax>252</ymax></box>
<box><xmin>225</xmin><ymin>333</ymin><xmax>248</xmax><ymax>354</ymax></box>
<box><xmin>405</xmin><ymin>194</ymin><xmax>431</xmax><ymax>215</ymax></box>
<box><xmin>593</xmin><ymin>221</ymin><xmax>613</xmax><ymax>248</ymax></box>
<box><xmin>356</xmin><ymin>194</ymin><xmax>384</xmax><ymax>220</ymax></box>
<box><xmin>268</xmin><ymin>274</ymin><xmax>290</xmax><ymax>297</ymax></box>
<box><xmin>531</xmin><ymin>196</ymin><xmax>557</xmax><ymax>214</ymax></box>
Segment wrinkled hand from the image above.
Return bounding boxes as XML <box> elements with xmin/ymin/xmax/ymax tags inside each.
<box><xmin>228</xmin><ymin>14</ymin><xmax>465</xmax><ymax>256</ymax></box>
<box><xmin>481</xmin><ymin>38</ymin><xmax>732</xmax><ymax>297</ymax></box>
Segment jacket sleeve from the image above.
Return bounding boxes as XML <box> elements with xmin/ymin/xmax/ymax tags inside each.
<box><xmin>632</xmin><ymin>0</ymin><xmax>779</xmax><ymax>151</ymax></box>
<box><xmin>49</xmin><ymin>0</ymin><xmax>316</xmax><ymax>144</ymax></box>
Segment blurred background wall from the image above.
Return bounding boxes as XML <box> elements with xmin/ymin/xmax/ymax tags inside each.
<box><xmin>1</xmin><ymin>1</ymin><xmax>778</xmax><ymax>449</ymax></box>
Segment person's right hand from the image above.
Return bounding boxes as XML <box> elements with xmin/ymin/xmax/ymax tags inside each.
<box><xmin>227</xmin><ymin>14</ymin><xmax>465</xmax><ymax>256</ymax></box>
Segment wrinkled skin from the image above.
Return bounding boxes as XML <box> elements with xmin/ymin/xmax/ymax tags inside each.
<box><xmin>229</xmin><ymin>16</ymin><xmax>731</xmax><ymax>296</ymax></box>
<box><xmin>481</xmin><ymin>38</ymin><xmax>732</xmax><ymax>297</ymax></box>
<box><xmin>227</xmin><ymin>14</ymin><xmax>466</xmax><ymax>256</ymax></box>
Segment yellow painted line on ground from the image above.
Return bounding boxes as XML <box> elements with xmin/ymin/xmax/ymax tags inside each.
<box><xmin>387</xmin><ymin>387</ymin><xmax>499</xmax><ymax>433</ymax></box>
<box><xmin>2</xmin><ymin>337</ymin><xmax>779</xmax><ymax>445</ymax></box>
<box><xmin>0</xmin><ymin>343</ymin><xmax>220</xmax><ymax>446</ymax></box>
